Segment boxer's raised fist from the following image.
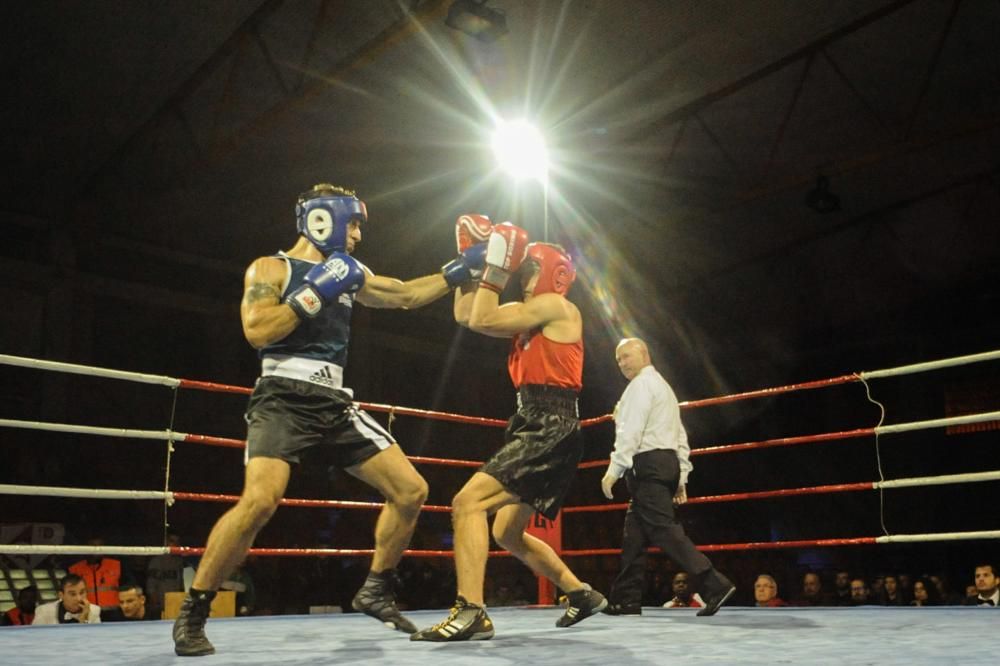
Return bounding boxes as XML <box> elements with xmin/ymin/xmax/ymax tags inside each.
<box><xmin>481</xmin><ymin>223</ymin><xmax>529</xmax><ymax>293</ymax></box>
<box><xmin>455</xmin><ymin>214</ymin><xmax>492</xmax><ymax>253</ymax></box>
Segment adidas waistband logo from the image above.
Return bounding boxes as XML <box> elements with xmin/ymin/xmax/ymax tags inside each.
<box><xmin>309</xmin><ymin>366</ymin><xmax>338</xmax><ymax>388</ymax></box>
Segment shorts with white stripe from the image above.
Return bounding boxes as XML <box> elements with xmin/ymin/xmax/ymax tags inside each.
<box><xmin>245</xmin><ymin>375</ymin><xmax>394</xmax><ymax>468</ymax></box>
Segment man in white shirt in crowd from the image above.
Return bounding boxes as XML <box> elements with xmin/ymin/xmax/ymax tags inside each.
<box><xmin>601</xmin><ymin>338</ymin><xmax>734</xmax><ymax>617</ymax></box>
<box><xmin>970</xmin><ymin>564</ymin><xmax>999</xmax><ymax>607</ymax></box>
<box><xmin>32</xmin><ymin>574</ymin><xmax>102</xmax><ymax>625</ymax></box>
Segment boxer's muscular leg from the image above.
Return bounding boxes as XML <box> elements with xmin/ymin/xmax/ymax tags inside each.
<box><xmin>451</xmin><ymin>472</ymin><xmax>519</xmax><ymax>605</ymax></box>
<box><xmin>193</xmin><ymin>457</ymin><xmax>290</xmax><ymax>590</ymax></box>
<box><xmin>347</xmin><ymin>444</ymin><xmax>428</xmax><ymax>634</ymax></box>
<box><xmin>347</xmin><ymin>444</ymin><xmax>428</xmax><ymax>572</ymax></box>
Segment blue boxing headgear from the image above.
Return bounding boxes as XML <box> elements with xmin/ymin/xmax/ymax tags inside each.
<box><xmin>295</xmin><ymin>186</ymin><xmax>367</xmax><ymax>255</ymax></box>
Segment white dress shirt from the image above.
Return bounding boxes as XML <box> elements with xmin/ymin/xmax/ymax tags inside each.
<box><xmin>976</xmin><ymin>588</ymin><xmax>999</xmax><ymax>606</ymax></box>
<box><xmin>607</xmin><ymin>365</ymin><xmax>693</xmax><ymax>485</ymax></box>
<box><xmin>31</xmin><ymin>599</ymin><xmax>102</xmax><ymax>624</ymax></box>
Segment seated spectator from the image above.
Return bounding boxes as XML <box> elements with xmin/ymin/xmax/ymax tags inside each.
<box><xmin>662</xmin><ymin>572</ymin><xmax>705</xmax><ymax>609</ymax></box>
<box><xmin>869</xmin><ymin>574</ymin><xmax>885</xmax><ymax>602</ymax></box>
<box><xmin>68</xmin><ymin>537</ymin><xmax>124</xmax><ymax>610</ymax></box>
<box><xmin>753</xmin><ymin>575</ymin><xmax>787</xmax><ymax>607</ymax></box>
<box><xmin>146</xmin><ymin>532</ymin><xmax>185</xmax><ymax>618</ymax></box>
<box><xmin>221</xmin><ymin>560</ymin><xmax>256</xmax><ymax>616</ymax></box>
<box><xmin>897</xmin><ymin>573</ymin><xmax>913</xmax><ymax>605</ymax></box>
<box><xmin>910</xmin><ymin>577</ymin><xmax>942</xmax><ymax>606</ymax></box>
<box><xmin>879</xmin><ymin>575</ymin><xmax>904</xmax><ymax>606</ymax></box>
<box><xmin>929</xmin><ymin>574</ymin><xmax>963</xmax><ymax>605</ymax></box>
<box><xmin>487</xmin><ymin>582</ymin><xmax>530</xmax><ymax>607</ymax></box>
<box><xmin>832</xmin><ymin>570</ymin><xmax>852</xmax><ymax>606</ymax></box>
<box><xmin>102</xmin><ymin>585</ymin><xmax>154</xmax><ymax>621</ymax></box>
<box><xmin>1</xmin><ymin>585</ymin><xmax>38</xmax><ymax>626</ymax></box>
<box><xmin>849</xmin><ymin>578</ymin><xmax>870</xmax><ymax>606</ymax></box>
<box><xmin>32</xmin><ymin>574</ymin><xmax>101</xmax><ymax>624</ymax></box>
<box><xmin>966</xmin><ymin>564</ymin><xmax>999</xmax><ymax>607</ymax></box>
<box><xmin>794</xmin><ymin>572</ymin><xmax>829</xmax><ymax>606</ymax></box>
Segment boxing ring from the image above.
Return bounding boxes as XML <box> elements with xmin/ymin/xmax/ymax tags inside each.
<box><xmin>1</xmin><ymin>349</ymin><xmax>998</xmax><ymax>663</ymax></box>
<box><xmin>2</xmin><ymin>607</ymin><xmax>997</xmax><ymax>664</ymax></box>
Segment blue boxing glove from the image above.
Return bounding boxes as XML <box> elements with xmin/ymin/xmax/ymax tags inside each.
<box><xmin>286</xmin><ymin>252</ymin><xmax>366</xmax><ymax>319</ymax></box>
<box><xmin>441</xmin><ymin>242</ymin><xmax>487</xmax><ymax>288</ymax></box>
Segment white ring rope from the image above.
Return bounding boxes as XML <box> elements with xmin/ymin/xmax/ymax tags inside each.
<box><xmin>3</xmin><ymin>529</ymin><xmax>999</xmax><ymax>556</ymax></box>
<box><xmin>3</xmin><ymin>349</ymin><xmax>999</xmax><ymax>391</ymax></box>
<box><xmin>873</xmin><ymin>469</ymin><xmax>1000</xmax><ymax>489</ymax></box>
<box><xmin>859</xmin><ymin>349</ymin><xmax>1000</xmax><ymax>380</ymax></box>
<box><xmin>0</xmin><ymin>354</ymin><xmax>181</xmax><ymax>387</ymax></box>
<box><xmin>4</xmin><ymin>468</ymin><xmax>998</xmax><ymax>507</ymax></box>
<box><xmin>874</xmin><ymin>410</ymin><xmax>1000</xmax><ymax>435</ymax></box>
<box><xmin>0</xmin><ymin>484</ymin><xmax>174</xmax><ymax>503</ymax></box>
<box><xmin>4</xmin><ymin>411</ymin><xmax>999</xmax><ymax>445</ymax></box>
<box><xmin>0</xmin><ymin>546</ymin><xmax>170</xmax><ymax>556</ymax></box>
<box><xmin>0</xmin><ymin>418</ymin><xmax>187</xmax><ymax>441</ymax></box>
<box><xmin>874</xmin><ymin>531</ymin><xmax>1000</xmax><ymax>544</ymax></box>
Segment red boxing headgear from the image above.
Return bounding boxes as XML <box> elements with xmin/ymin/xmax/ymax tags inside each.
<box><xmin>525</xmin><ymin>243</ymin><xmax>576</xmax><ymax>296</ymax></box>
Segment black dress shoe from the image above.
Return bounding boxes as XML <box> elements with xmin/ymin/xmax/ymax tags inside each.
<box><xmin>602</xmin><ymin>603</ymin><xmax>642</xmax><ymax>616</ymax></box>
<box><xmin>697</xmin><ymin>572</ymin><xmax>736</xmax><ymax>617</ymax></box>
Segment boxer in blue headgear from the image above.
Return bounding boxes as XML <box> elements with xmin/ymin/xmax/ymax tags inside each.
<box><xmin>295</xmin><ymin>183</ymin><xmax>368</xmax><ymax>256</ymax></box>
<box><xmin>172</xmin><ymin>183</ymin><xmax>493</xmax><ymax>657</ymax></box>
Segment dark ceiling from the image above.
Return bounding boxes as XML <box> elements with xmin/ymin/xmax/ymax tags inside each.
<box><xmin>2</xmin><ymin>0</ymin><xmax>999</xmax><ymax>402</ymax></box>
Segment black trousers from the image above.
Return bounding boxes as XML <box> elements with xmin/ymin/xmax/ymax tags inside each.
<box><xmin>610</xmin><ymin>448</ymin><xmax>713</xmax><ymax>606</ymax></box>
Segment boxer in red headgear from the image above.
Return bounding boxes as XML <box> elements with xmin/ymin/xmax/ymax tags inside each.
<box><xmin>413</xmin><ymin>225</ymin><xmax>606</xmax><ymax>643</ymax></box>
<box><xmin>521</xmin><ymin>242</ymin><xmax>577</xmax><ymax>296</ymax></box>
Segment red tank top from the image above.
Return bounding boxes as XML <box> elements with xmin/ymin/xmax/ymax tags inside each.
<box><xmin>507</xmin><ymin>329</ymin><xmax>583</xmax><ymax>390</ymax></box>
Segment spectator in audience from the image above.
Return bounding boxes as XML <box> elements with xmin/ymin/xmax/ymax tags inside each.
<box><xmin>662</xmin><ymin>572</ymin><xmax>704</xmax><ymax>608</ymax></box>
<box><xmin>849</xmin><ymin>578</ymin><xmax>870</xmax><ymax>606</ymax></box>
<box><xmin>68</xmin><ymin>537</ymin><xmax>123</xmax><ymax>609</ymax></box>
<box><xmin>753</xmin><ymin>575</ymin><xmax>787</xmax><ymax>607</ymax></box>
<box><xmin>1</xmin><ymin>585</ymin><xmax>38</xmax><ymax>626</ymax></box>
<box><xmin>879</xmin><ymin>575</ymin><xmax>904</xmax><ymax>606</ymax></box>
<box><xmin>869</xmin><ymin>574</ymin><xmax>885</xmax><ymax>602</ymax></box>
<box><xmin>929</xmin><ymin>574</ymin><xmax>963</xmax><ymax>605</ymax></box>
<box><xmin>967</xmin><ymin>564</ymin><xmax>999</xmax><ymax>607</ymax></box>
<box><xmin>487</xmin><ymin>582</ymin><xmax>530</xmax><ymax>607</ymax></box>
<box><xmin>794</xmin><ymin>572</ymin><xmax>829</xmax><ymax>606</ymax></box>
<box><xmin>644</xmin><ymin>567</ymin><xmax>669</xmax><ymax>607</ymax></box>
<box><xmin>146</xmin><ymin>532</ymin><xmax>185</xmax><ymax>618</ymax></box>
<box><xmin>910</xmin><ymin>577</ymin><xmax>942</xmax><ymax>607</ymax></box>
<box><xmin>221</xmin><ymin>559</ymin><xmax>257</xmax><ymax>616</ymax></box>
<box><xmin>32</xmin><ymin>574</ymin><xmax>101</xmax><ymax>624</ymax></box>
<box><xmin>102</xmin><ymin>585</ymin><xmax>154</xmax><ymax>621</ymax></box>
<box><xmin>897</xmin><ymin>573</ymin><xmax>913</xmax><ymax>604</ymax></box>
<box><xmin>832</xmin><ymin>570</ymin><xmax>852</xmax><ymax>606</ymax></box>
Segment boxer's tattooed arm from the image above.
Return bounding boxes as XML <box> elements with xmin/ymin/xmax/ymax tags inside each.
<box><xmin>243</xmin><ymin>281</ymin><xmax>281</xmax><ymax>306</ymax></box>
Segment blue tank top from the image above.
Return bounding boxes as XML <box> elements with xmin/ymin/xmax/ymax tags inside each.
<box><xmin>260</xmin><ymin>254</ymin><xmax>354</xmax><ymax>367</ymax></box>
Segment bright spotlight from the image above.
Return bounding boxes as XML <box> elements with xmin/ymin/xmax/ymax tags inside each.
<box><xmin>492</xmin><ymin>119</ymin><xmax>549</xmax><ymax>183</ymax></box>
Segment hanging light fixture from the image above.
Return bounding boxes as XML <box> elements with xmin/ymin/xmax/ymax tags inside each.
<box><xmin>445</xmin><ymin>0</ymin><xmax>509</xmax><ymax>43</ymax></box>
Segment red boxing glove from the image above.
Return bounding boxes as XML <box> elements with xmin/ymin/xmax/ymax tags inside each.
<box><xmin>481</xmin><ymin>222</ymin><xmax>529</xmax><ymax>293</ymax></box>
<box><xmin>455</xmin><ymin>214</ymin><xmax>493</xmax><ymax>253</ymax></box>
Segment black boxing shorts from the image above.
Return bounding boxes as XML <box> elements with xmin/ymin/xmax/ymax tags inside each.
<box><xmin>244</xmin><ymin>375</ymin><xmax>394</xmax><ymax>468</ymax></box>
<box><xmin>480</xmin><ymin>385</ymin><xmax>582</xmax><ymax>520</ymax></box>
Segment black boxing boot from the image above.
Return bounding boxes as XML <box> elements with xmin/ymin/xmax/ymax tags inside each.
<box><xmin>352</xmin><ymin>569</ymin><xmax>417</xmax><ymax>634</ymax></box>
<box><xmin>173</xmin><ymin>589</ymin><xmax>216</xmax><ymax>657</ymax></box>
<box><xmin>556</xmin><ymin>584</ymin><xmax>608</xmax><ymax>627</ymax></box>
